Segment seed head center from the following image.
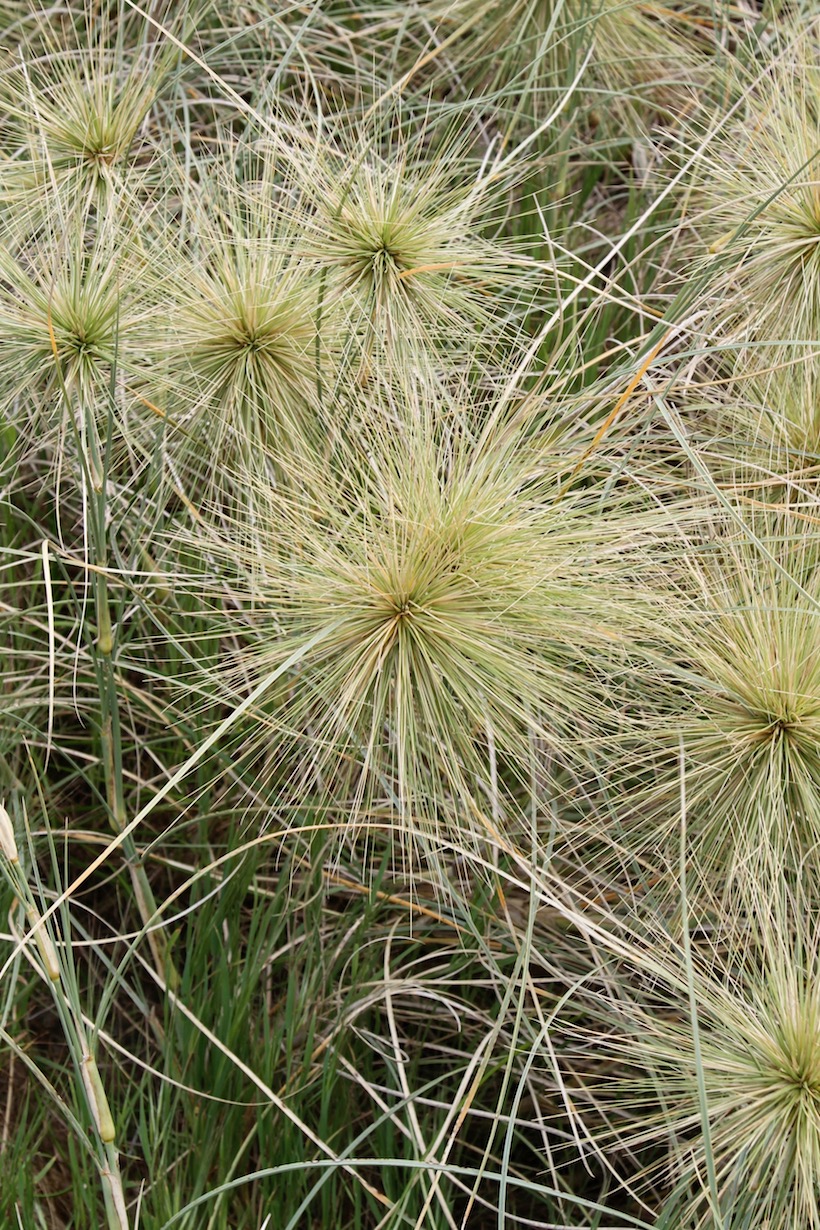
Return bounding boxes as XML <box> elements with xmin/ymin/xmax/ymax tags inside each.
<box><xmin>373</xmin><ymin>236</ymin><xmax>402</xmax><ymax>273</ymax></box>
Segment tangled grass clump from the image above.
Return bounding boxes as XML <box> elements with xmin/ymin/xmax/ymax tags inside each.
<box><xmin>380</xmin><ymin>0</ymin><xmax>707</xmax><ymax>127</ymax></box>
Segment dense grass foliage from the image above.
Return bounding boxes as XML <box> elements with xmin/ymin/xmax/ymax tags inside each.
<box><xmin>2</xmin><ymin>2</ymin><xmax>820</xmax><ymax>1227</ymax></box>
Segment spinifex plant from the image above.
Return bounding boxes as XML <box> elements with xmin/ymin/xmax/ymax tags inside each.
<box><xmin>185</xmin><ymin>378</ymin><xmax>651</xmax><ymax>857</ymax></box>
<box><xmin>291</xmin><ymin>111</ymin><xmax>545</xmax><ymax>382</ymax></box>
<box><xmin>558</xmin><ymin>885</ymin><xmax>820</xmax><ymax>1229</ymax></box>
<box><xmin>144</xmin><ymin>149</ymin><xmax>322</xmax><ymax>478</ymax></box>
<box><xmin>690</xmin><ymin>32</ymin><xmax>820</xmax><ymax>369</ymax></box>
<box><xmin>8</xmin><ymin>0</ymin><xmax>820</xmax><ymax>1224</ymax></box>
<box><xmin>620</xmin><ymin>509</ymin><xmax>820</xmax><ymax>887</ymax></box>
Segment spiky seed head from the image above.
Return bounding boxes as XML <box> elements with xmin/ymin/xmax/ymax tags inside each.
<box><xmin>622</xmin><ymin>514</ymin><xmax>820</xmax><ymax>884</ymax></box>
<box><xmin>693</xmin><ymin>38</ymin><xmax>820</xmax><ymax>364</ymax></box>
<box><xmin>160</xmin><ymin>256</ymin><xmax>319</xmax><ymax>459</ymax></box>
<box><xmin>140</xmin><ymin>152</ymin><xmax>322</xmax><ymax>477</ymax></box>
<box><xmin>566</xmin><ymin>915</ymin><xmax>820</xmax><ymax>1230</ymax></box>
<box><xmin>190</xmin><ymin>383</ymin><xmax>650</xmax><ymax>858</ymax></box>
<box><xmin>0</xmin><ymin>16</ymin><xmax>172</xmax><ymax>235</ymax></box>
<box><xmin>0</xmin><ymin>234</ymin><xmax>134</xmax><ymax>417</ymax></box>
<box><xmin>292</xmin><ymin>120</ymin><xmax>523</xmax><ymax>374</ymax></box>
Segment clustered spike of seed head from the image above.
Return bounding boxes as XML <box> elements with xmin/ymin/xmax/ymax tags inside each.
<box><xmin>294</xmin><ymin>124</ymin><xmax>526</xmax><ymax>372</ymax></box>
<box><xmin>0</xmin><ymin>41</ymin><xmax>163</xmax><ymax>235</ymax></box>
<box><xmin>615</xmin><ymin>514</ymin><xmax>820</xmax><ymax>885</ymax></box>
<box><xmin>0</xmin><ymin>53</ymin><xmax>551</xmax><ymax>485</ymax></box>
<box><xmin>151</xmin><ymin>165</ymin><xmax>321</xmax><ymax>468</ymax></box>
<box><xmin>205</xmin><ymin>392</ymin><xmax>643</xmax><ymax>851</ymax></box>
<box><xmin>695</xmin><ymin>38</ymin><xmax>820</xmax><ymax>366</ymax></box>
<box><xmin>0</xmin><ymin>237</ymin><xmax>128</xmax><ymax>398</ymax></box>
<box><xmin>561</xmin><ymin>909</ymin><xmax>820</xmax><ymax>1230</ymax></box>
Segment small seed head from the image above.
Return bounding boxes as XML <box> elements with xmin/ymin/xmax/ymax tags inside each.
<box><xmin>81</xmin><ymin>1054</ymin><xmax>116</xmax><ymax>1144</ymax></box>
<box><xmin>0</xmin><ymin>802</ymin><xmax>19</xmax><ymax>864</ymax></box>
<box><xmin>25</xmin><ymin>905</ymin><xmax>60</xmax><ymax>982</ymax></box>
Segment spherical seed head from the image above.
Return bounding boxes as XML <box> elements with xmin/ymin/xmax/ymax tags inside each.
<box><xmin>47</xmin><ymin>285</ymin><xmax>118</xmax><ymax>368</ymax></box>
<box><xmin>634</xmin><ymin>520</ymin><xmax>820</xmax><ymax>879</ymax></box>
<box><xmin>221</xmin><ymin>408</ymin><xmax>616</xmax><ymax>849</ymax></box>
<box><xmin>561</xmin><ymin>902</ymin><xmax>820</xmax><ymax>1230</ymax></box>
<box><xmin>0</xmin><ymin>236</ymin><xmax>130</xmax><ymax>407</ymax></box>
<box><xmin>694</xmin><ymin>38</ymin><xmax>820</xmax><ymax>357</ymax></box>
<box><xmin>270</xmin><ymin>447</ymin><xmax>546</xmax><ymax>826</ymax></box>
<box><xmin>147</xmin><ymin>156</ymin><xmax>321</xmax><ymax>471</ymax></box>
<box><xmin>43</xmin><ymin>78</ymin><xmax>136</xmax><ymax>171</ymax></box>
<box><xmin>0</xmin><ymin>211</ymin><xmax>151</xmax><ymax>475</ymax></box>
<box><xmin>171</xmin><ymin>266</ymin><xmax>316</xmax><ymax>440</ymax></box>
<box><xmin>0</xmin><ymin>48</ymin><xmax>160</xmax><ymax>221</ymax></box>
<box><xmin>298</xmin><ymin>134</ymin><xmax>505</xmax><ymax>363</ymax></box>
<box><xmin>653</xmin><ymin>970</ymin><xmax>820</xmax><ymax>1227</ymax></box>
<box><xmin>333</xmin><ymin>177</ymin><xmax>444</xmax><ymax>294</ymax></box>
